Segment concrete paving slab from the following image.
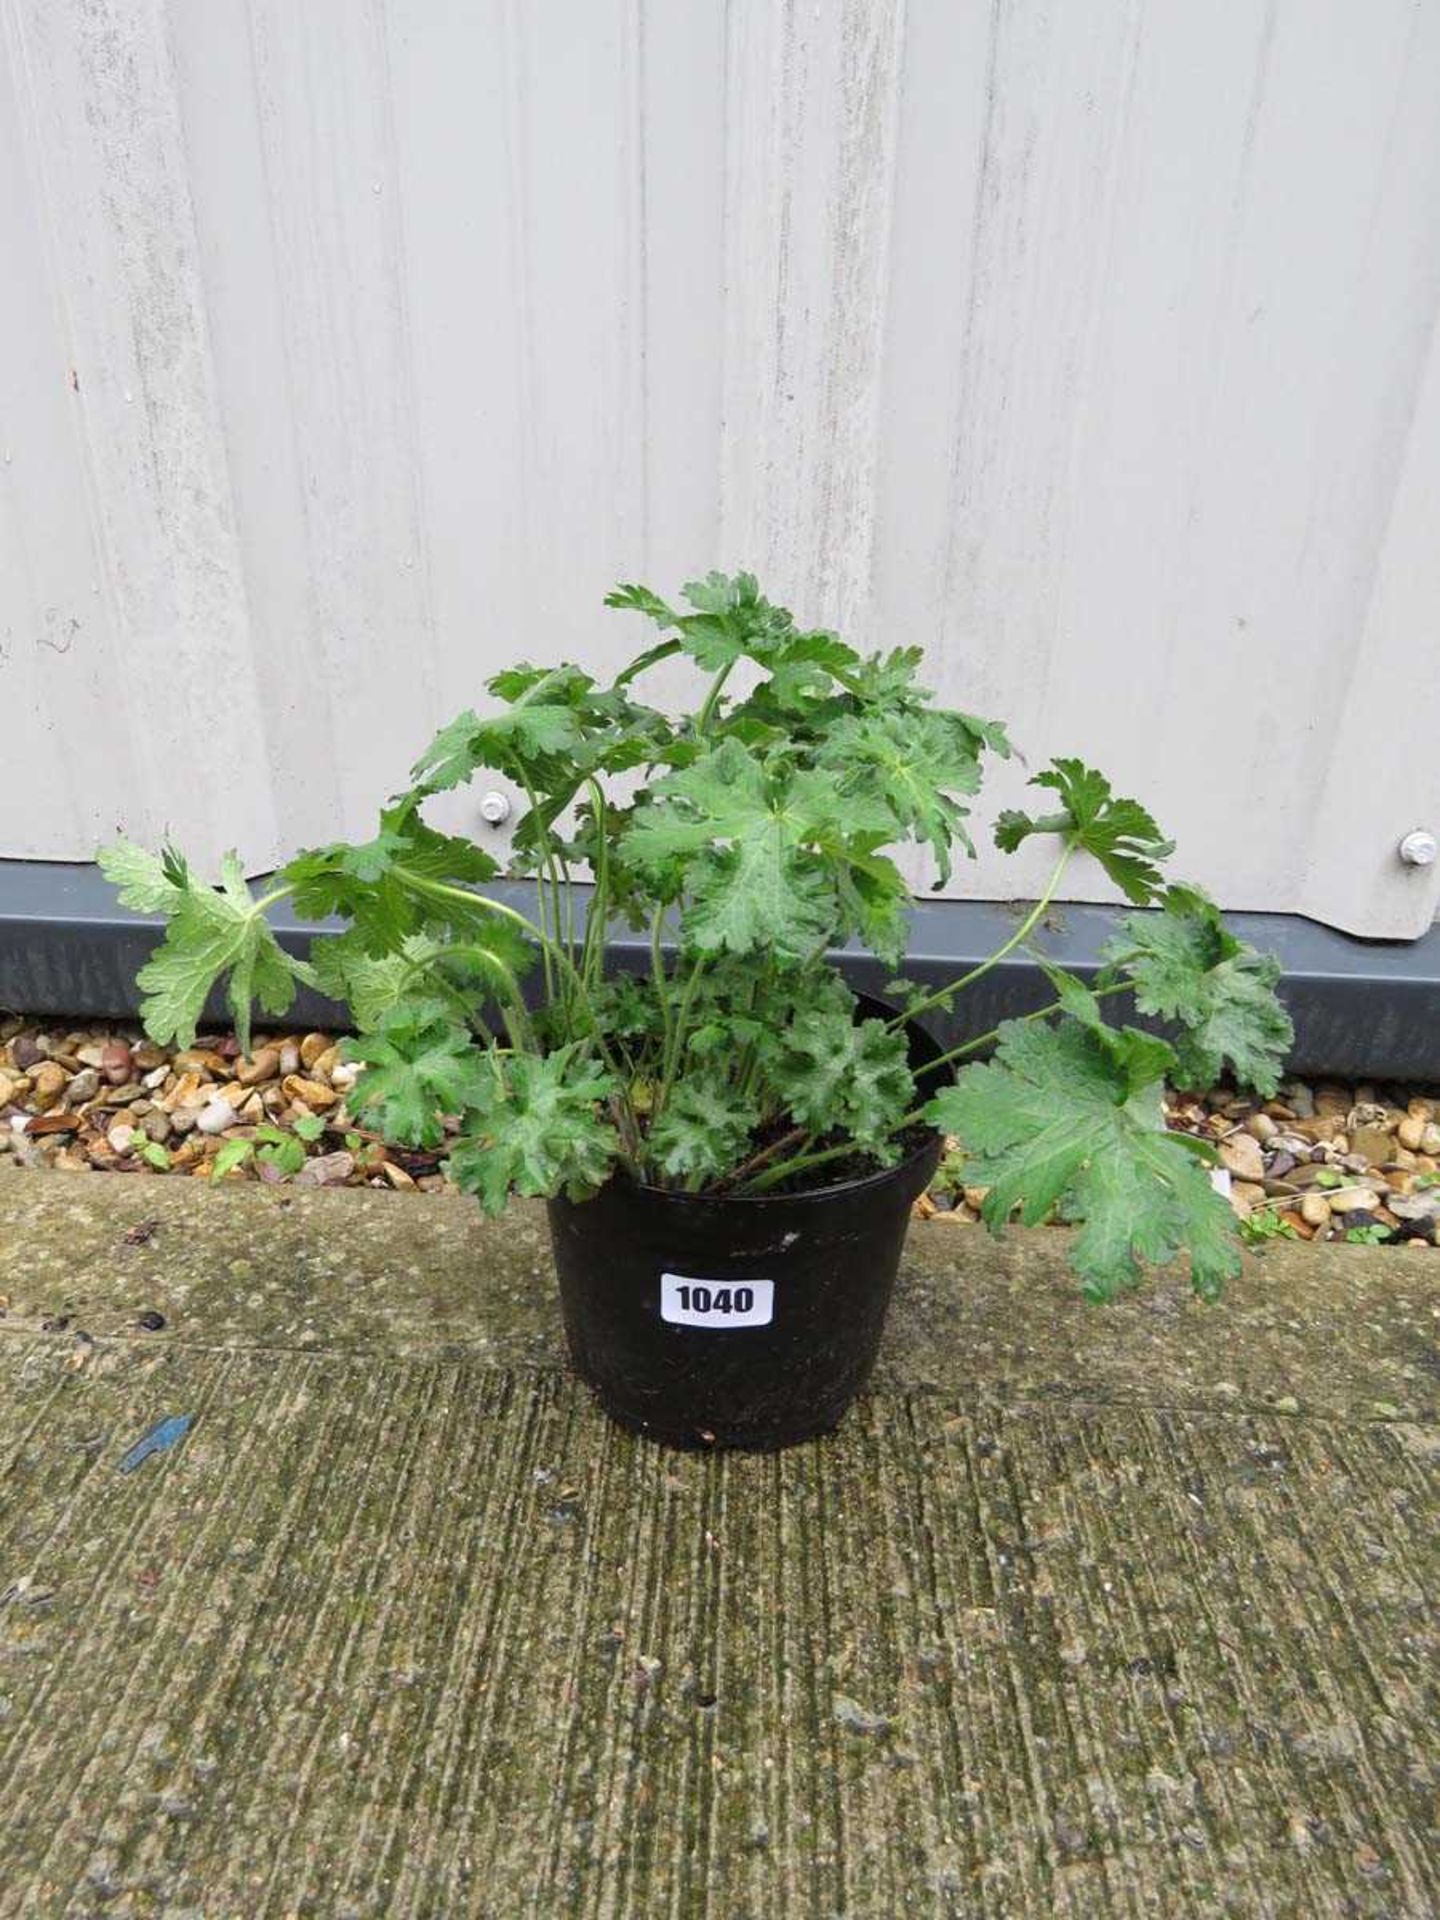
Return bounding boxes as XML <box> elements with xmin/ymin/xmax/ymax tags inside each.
<box><xmin>0</xmin><ymin>1174</ymin><xmax>1436</xmax><ymax>1916</ymax></box>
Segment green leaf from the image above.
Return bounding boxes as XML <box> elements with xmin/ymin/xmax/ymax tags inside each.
<box><xmin>410</xmin><ymin>667</ymin><xmax>594</xmax><ymax>792</ymax></box>
<box><xmin>925</xmin><ymin>1014</ymin><xmax>1241</xmax><ymax>1301</ymax></box>
<box><xmin>282</xmin><ymin>796</ymin><xmax>502</xmax><ymax>957</ymax></box>
<box><xmin>604</xmin><ymin>583</ymin><xmax>680</xmax><ymax>627</ymax></box>
<box><xmin>1240</xmin><ymin>1209</ymin><xmax>1298</xmax><ymax>1245</ymax></box>
<box><xmin>1102</xmin><ymin>886</ymin><xmax>1293</xmax><ymax>1095</ymax></box>
<box><xmin>310</xmin><ymin>921</ymin><xmax>531</xmax><ymax>1031</ymax></box>
<box><xmin>995</xmin><ymin>759</ymin><xmax>1174</xmax><ymax>904</ymax></box>
<box><xmin>623</xmin><ymin>740</ymin><xmax>893</xmax><ymax>961</ymax></box>
<box><xmin>446</xmin><ymin>1046</ymin><xmax>619</xmax><ymax>1215</ymax></box>
<box><xmin>648</xmin><ymin>1073</ymin><xmax>760</xmax><ymax>1184</ymax></box>
<box><xmin>831</xmin><ymin>853</ymin><xmax>911</xmax><ymax>970</ymax></box>
<box><xmin>346</xmin><ymin>1000</ymin><xmax>493</xmax><ymax>1148</ymax></box>
<box><xmin>137</xmin><ymin>1140</ymin><xmax>171</xmax><ymax>1170</ymax></box>
<box><xmin>256</xmin><ymin>1132</ymin><xmax>306</xmax><ymax>1177</ymax></box>
<box><xmin>591</xmin><ymin>972</ymin><xmax>668</xmax><ymax>1045</ymax></box>
<box><xmin>766</xmin><ymin>1011</ymin><xmax>915</xmax><ymax>1151</ymax></box>
<box><xmin>607</xmin><ymin>572</ymin><xmax>853</xmax><ymax>688</ymax></box>
<box><xmin>292</xmin><ymin>1112</ymin><xmax>325</xmax><ymax>1143</ymax></box>
<box><xmin>817</xmin><ymin>707</ymin><xmax>1001</xmax><ymax>884</ymax></box>
<box><xmin>127</xmin><ymin>850</ymin><xmax>308</xmax><ymax>1055</ymax></box>
<box><xmin>210</xmin><ymin>1137</ymin><xmax>255</xmax><ymax>1179</ymax></box>
<box><xmin>309</xmin><ymin>934</ymin><xmax>427</xmax><ymax>1029</ymax></box>
<box><xmin>687</xmin><ymin>843</ymin><xmax>834</xmax><ymax>960</ymax></box>
<box><xmin>97</xmin><ymin>840</ymin><xmax>187</xmax><ymax>915</ymax></box>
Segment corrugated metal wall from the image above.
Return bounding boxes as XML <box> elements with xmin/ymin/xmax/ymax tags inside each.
<box><xmin>3</xmin><ymin>0</ymin><xmax>1439</xmax><ymax>937</ymax></box>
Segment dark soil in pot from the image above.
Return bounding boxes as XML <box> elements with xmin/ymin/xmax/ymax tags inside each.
<box><xmin>547</xmin><ymin>998</ymin><xmax>945</xmax><ymax>1452</ymax></box>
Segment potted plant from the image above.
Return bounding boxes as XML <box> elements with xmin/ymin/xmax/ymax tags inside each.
<box><xmin>101</xmin><ymin>573</ymin><xmax>1291</xmax><ymax>1449</ymax></box>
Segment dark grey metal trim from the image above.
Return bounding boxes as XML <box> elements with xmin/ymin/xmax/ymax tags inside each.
<box><xmin>2</xmin><ymin>859</ymin><xmax>1437</xmax><ymax>1079</ymax></box>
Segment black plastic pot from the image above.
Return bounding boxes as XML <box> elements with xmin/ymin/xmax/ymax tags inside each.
<box><xmin>547</xmin><ymin>999</ymin><xmax>945</xmax><ymax>1452</ymax></box>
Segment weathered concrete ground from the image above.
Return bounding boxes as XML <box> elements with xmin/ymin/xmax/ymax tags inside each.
<box><xmin>0</xmin><ymin>1176</ymin><xmax>1436</xmax><ymax>1918</ymax></box>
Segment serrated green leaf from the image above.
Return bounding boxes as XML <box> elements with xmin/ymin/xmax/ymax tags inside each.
<box><xmin>767</xmin><ymin>1010</ymin><xmax>915</xmax><ymax>1150</ymax></box>
<box><xmin>607</xmin><ymin>572</ymin><xmax>851</xmax><ymax>689</ymax></box>
<box><xmin>410</xmin><ymin>669</ymin><xmax>591</xmax><ymax>792</ymax></box>
<box><xmin>648</xmin><ymin>1073</ymin><xmax>760</xmax><ymax>1183</ymax></box>
<box><xmin>925</xmin><ymin>1014</ymin><xmax>1240</xmax><ymax>1301</ymax></box>
<box><xmin>817</xmin><ymin>707</ymin><xmax>1000</xmax><ymax>884</ymax></box>
<box><xmin>604</xmin><ymin>583</ymin><xmax>680</xmax><ymax>627</ymax></box>
<box><xmin>623</xmin><ymin>740</ymin><xmax>895</xmax><ymax>961</ymax></box>
<box><xmin>346</xmin><ymin>1000</ymin><xmax>493</xmax><ymax>1148</ymax></box>
<box><xmin>128</xmin><ymin>850</ymin><xmax>306</xmax><ymax>1055</ymax></box>
<box><xmin>831</xmin><ymin>855</ymin><xmax>911</xmax><ymax>969</ymax></box>
<box><xmin>688</xmin><ymin>841</ymin><xmax>835</xmax><ymax>959</ymax></box>
<box><xmin>283</xmin><ymin>796</ymin><xmax>501</xmax><ymax>956</ymax></box>
<box><xmin>309</xmin><ymin>934</ymin><xmax>422</xmax><ymax>1029</ymax></box>
<box><xmin>446</xmin><ymin>1046</ymin><xmax>619</xmax><ymax>1215</ymax></box>
<box><xmin>1102</xmin><ymin>886</ymin><xmax>1292</xmax><ymax>1095</ymax></box>
<box><xmin>97</xmin><ymin>840</ymin><xmax>187</xmax><ymax>915</ymax></box>
<box><xmin>995</xmin><ymin>759</ymin><xmax>1174</xmax><ymax>904</ymax></box>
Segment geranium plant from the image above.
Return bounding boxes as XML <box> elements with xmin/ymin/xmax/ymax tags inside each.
<box><xmin>101</xmin><ymin>573</ymin><xmax>1291</xmax><ymax>1300</ymax></box>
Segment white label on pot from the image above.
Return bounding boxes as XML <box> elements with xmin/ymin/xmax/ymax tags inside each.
<box><xmin>660</xmin><ymin>1274</ymin><xmax>774</xmax><ymax>1328</ymax></box>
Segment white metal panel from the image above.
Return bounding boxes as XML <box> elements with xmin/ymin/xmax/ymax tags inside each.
<box><xmin>1</xmin><ymin>0</ymin><xmax>280</xmax><ymax>864</ymax></box>
<box><xmin>1</xmin><ymin>0</ymin><xmax>1437</xmax><ymax>936</ymax></box>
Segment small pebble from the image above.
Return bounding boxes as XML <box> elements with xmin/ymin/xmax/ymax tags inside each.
<box><xmin>1349</xmin><ymin>1126</ymin><xmax>1394</xmax><ymax>1165</ymax></box>
<box><xmin>29</xmin><ymin>1063</ymin><xmax>69</xmax><ymax>1112</ymax></box>
<box><xmin>1220</xmin><ymin>1135</ymin><xmax>1266</xmax><ymax>1183</ymax></box>
<box><xmin>293</xmin><ymin>1150</ymin><xmax>355</xmax><ymax>1188</ymax></box>
<box><xmin>66</xmin><ymin>1067</ymin><xmax>101</xmax><ymax>1106</ymax></box>
<box><xmin>196</xmin><ymin>1100</ymin><xmax>235</xmax><ymax>1136</ymax></box>
<box><xmin>100</xmin><ymin>1041</ymin><xmax>133</xmax><ymax>1086</ymax></box>
<box><xmin>282</xmin><ymin>1074</ymin><xmax>337</xmax><ymax>1111</ymax></box>
<box><xmin>235</xmin><ymin>1048</ymin><xmax>279</xmax><ymax>1086</ymax></box>
<box><xmin>1326</xmin><ymin>1188</ymin><xmax>1379</xmax><ymax>1214</ymax></box>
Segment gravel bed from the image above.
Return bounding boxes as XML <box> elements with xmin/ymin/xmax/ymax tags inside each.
<box><xmin>3</xmin><ymin>1016</ymin><xmax>1439</xmax><ymax>1247</ymax></box>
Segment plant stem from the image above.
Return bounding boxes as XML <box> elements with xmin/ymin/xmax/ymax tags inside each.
<box><xmin>719</xmin><ymin>1122</ymin><xmax>808</xmax><ymax>1192</ymax></box>
<box><xmin>695</xmin><ymin>661</ymin><xmax>736</xmax><ymax>736</ymax></box>
<box><xmin>520</xmin><ymin>773</ymin><xmax>566</xmax><ymax>1014</ymax></box>
<box><xmin>649</xmin><ymin>905</ymin><xmax>672</xmax><ymax>1046</ymax></box>
<box><xmin>580</xmin><ymin>778</ymin><xmax>610</xmax><ymax>991</ymax></box>
<box><xmin>884</xmin><ymin>847</ymin><xmax>1075</xmax><ymax>1032</ymax></box>
<box><xmin>652</xmin><ymin>953</ymin><xmax>707</xmax><ymax>1125</ymax></box>
<box><xmin>742</xmin><ymin>1138</ymin><xmax>853</xmax><ymax>1194</ymax></box>
<box><xmin>400</xmin><ymin>873</ymin><xmax>611</xmax><ymax>1060</ymax></box>
<box><xmin>922</xmin><ymin>979</ymin><xmax>1130</xmax><ymax>1076</ymax></box>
